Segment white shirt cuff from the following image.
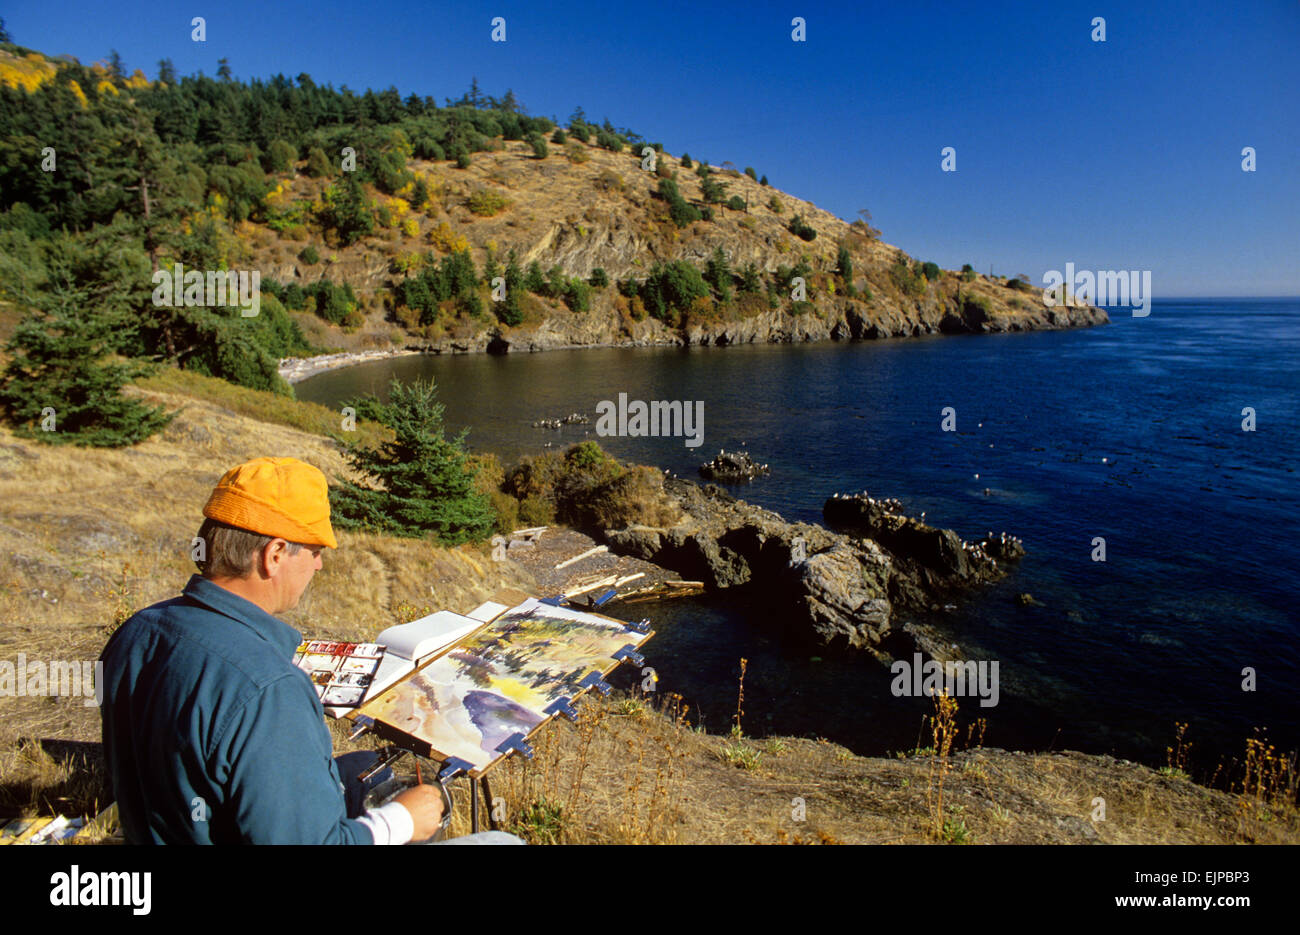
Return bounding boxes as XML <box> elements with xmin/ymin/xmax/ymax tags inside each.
<box><xmin>357</xmin><ymin>800</ymin><xmax>414</xmax><ymax>845</ymax></box>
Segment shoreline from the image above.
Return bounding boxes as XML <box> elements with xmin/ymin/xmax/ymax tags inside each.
<box><xmin>279</xmin><ymin>310</ymin><xmax>1107</xmax><ymax>385</ymax></box>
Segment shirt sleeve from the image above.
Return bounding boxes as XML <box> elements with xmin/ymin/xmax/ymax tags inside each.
<box><xmin>212</xmin><ymin>673</ymin><xmax>375</xmax><ymax>845</ymax></box>
<box><xmin>357</xmin><ymin>801</ymin><xmax>415</xmax><ymax>845</ymax></box>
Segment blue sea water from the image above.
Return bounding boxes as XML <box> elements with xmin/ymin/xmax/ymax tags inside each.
<box><xmin>297</xmin><ymin>299</ymin><xmax>1300</xmax><ymax>769</ymax></box>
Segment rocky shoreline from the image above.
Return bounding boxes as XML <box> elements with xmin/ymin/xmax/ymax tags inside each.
<box><xmin>278</xmin><ymin>298</ymin><xmax>1109</xmax><ymax>384</ymax></box>
<box><xmin>599</xmin><ymin>477</ymin><xmax>1024</xmax><ymax>661</ymax></box>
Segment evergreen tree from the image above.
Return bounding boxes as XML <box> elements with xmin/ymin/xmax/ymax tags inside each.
<box><xmin>157</xmin><ymin>58</ymin><xmax>176</xmax><ymax>84</ymax></box>
<box><xmin>705</xmin><ymin>246</ymin><xmax>733</xmax><ymax>302</ymax></box>
<box><xmin>837</xmin><ymin>245</ymin><xmax>853</xmax><ymax>283</ymax></box>
<box><xmin>524</xmin><ymin>260</ymin><xmax>546</xmax><ymax>293</ymax></box>
<box><xmin>323</xmin><ymin>174</ymin><xmax>373</xmax><ymax>246</ymax></box>
<box><xmin>680</xmin><ymin>153</ymin><xmax>692</xmax><ymax>168</ymax></box>
<box><xmin>330</xmin><ymin>378</ymin><xmax>496</xmax><ymax>544</ymax></box>
<box><xmin>0</xmin><ymin>234</ymin><xmax>173</xmax><ymax>446</ymax></box>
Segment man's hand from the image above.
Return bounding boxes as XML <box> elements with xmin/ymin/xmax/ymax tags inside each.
<box><xmin>394</xmin><ymin>784</ymin><xmax>445</xmax><ymax>841</ymax></box>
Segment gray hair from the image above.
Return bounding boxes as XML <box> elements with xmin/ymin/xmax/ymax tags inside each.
<box><xmin>195</xmin><ymin>518</ymin><xmax>303</xmax><ymax>579</ymax></box>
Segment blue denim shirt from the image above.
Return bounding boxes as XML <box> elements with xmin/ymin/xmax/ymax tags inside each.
<box><xmin>99</xmin><ymin>574</ymin><xmax>372</xmax><ymax>844</ymax></box>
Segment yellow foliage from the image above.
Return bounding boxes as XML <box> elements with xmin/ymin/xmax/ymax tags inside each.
<box><xmin>401</xmin><ymin>218</ymin><xmax>420</xmax><ymax>239</ymax></box>
<box><xmin>68</xmin><ymin>80</ymin><xmax>88</xmax><ymax>108</ymax></box>
<box><xmin>0</xmin><ymin>53</ymin><xmax>57</xmax><ymax>92</ymax></box>
<box><xmin>96</xmin><ymin>79</ymin><xmax>120</xmax><ymax>96</ymax></box>
<box><xmin>428</xmin><ymin>220</ymin><xmax>469</xmax><ymax>254</ymax></box>
<box><xmin>125</xmin><ymin>69</ymin><xmax>150</xmax><ymax>89</ymax></box>
<box><xmin>385</xmin><ymin>197</ymin><xmax>410</xmax><ymax>220</ymax></box>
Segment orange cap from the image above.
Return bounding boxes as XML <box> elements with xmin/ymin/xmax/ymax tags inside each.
<box><xmin>202</xmin><ymin>457</ymin><xmax>338</xmax><ymax>549</ymax></box>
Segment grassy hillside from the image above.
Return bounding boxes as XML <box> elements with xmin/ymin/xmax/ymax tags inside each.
<box><xmin>0</xmin><ymin>379</ymin><xmax>1293</xmax><ymax>845</ymax></box>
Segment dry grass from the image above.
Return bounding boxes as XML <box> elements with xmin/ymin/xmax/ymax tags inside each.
<box><xmin>1</xmin><ymin>385</ymin><xmax>1295</xmax><ymax>845</ymax></box>
<box><xmin>0</xmin><ymin>385</ymin><xmax>535</xmax><ymax>829</ymax></box>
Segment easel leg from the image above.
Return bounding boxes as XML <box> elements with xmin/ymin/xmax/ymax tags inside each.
<box><xmin>481</xmin><ymin>775</ymin><xmax>499</xmax><ymax>831</ymax></box>
<box><xmin>470</xmin><ymin>776</ymin><xmax>480</xmax><ymax>833</ymax></box>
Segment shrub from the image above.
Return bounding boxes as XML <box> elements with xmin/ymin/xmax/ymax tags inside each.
<box><xmin>680</xmin><ymin>153</ymin><xmax>693</xmax><ymax>168</ymax></box>
<box><xmin>305</xmin><ymin>146</ymin><xmax>333</xmax><ymax>178</ymax></box>
<box><xmin>265</xmin><ymin>139</ymin><xmax>297</xmax><ymax>174</ymax></box>
<box><xmin>455</xmin><ymin>151</ymin><xmax>471</xmax><ymax>169</ymax></box>
<box><xmin>921</xmin><ymin>261</ymin><xmax>941</xmax><ymax>281</ymax></box>
<box><xmin>299</xmin><ymin>244</ymin><xmax>320</xmax><ymax>265</ymax></box>
<box><xmin>565</xmin><ymin>141</ymin><xmax>589</xmax><ymax>164</ymax></box>
<box><xmin>744</xmin><ymin>166</ymin><xmax>757</xmax><ymax>180</ymax></box>
<box><xmin>551</xmin><ymin>128</ymin><xmax>567</xmax><ymax>144</ymax></box>
<box><xmin>788</xmin><ymin>214</ymin><xmax>817</xmax><ymax>241</ymax></box>
<box><xmin>726</xmin><ymin>195</ymin><xmax>746</xmax><ymax>211</ymax></box>
<box><xmin>564</xmin><ymin>278</ymin><xmax>591</xmax><ymax>313</ymax></box>
<box><xmin>768</xmin><ymin>195</ymin><xmax>783</xmax><ymax>213</ymax></box>
<box><xmin>467</xmin><ymin>187</ymin><xmax>511</xmax><ymax>217</ymax></box>
<box><xmin>641</xmin><ymin>259</ymin><xmax>710</xmax><ymax>324</ymax></box>
<box><xmin>589</xmin><ymin>267</ymin><xmax>609</xmax><ymax>288</ymax></box>
<box><xmin>528</xmin><ymin>133</ymin><xmax>548</xmax><ymax>159</ymax></box>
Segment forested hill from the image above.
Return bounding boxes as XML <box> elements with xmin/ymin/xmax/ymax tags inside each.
<box><xmin>0</xmin><ymin>40</ymin><xmax>1105</xmax><ymax>412</ymax></box>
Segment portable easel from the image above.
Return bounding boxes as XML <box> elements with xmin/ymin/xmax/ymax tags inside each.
<box><xmin>346</xmin><ymin>589</ymin><xmax>653</xmax><ymax>837</ymax></box>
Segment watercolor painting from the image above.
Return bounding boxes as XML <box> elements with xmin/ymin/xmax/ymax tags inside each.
<box><xmin>360</xmin><ymin>599</ymin><xmax>652</xmax><ymax>772</ymax></box>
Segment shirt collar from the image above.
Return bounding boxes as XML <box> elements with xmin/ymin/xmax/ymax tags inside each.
<box><xmin>181</xmin><ymin>574</ymin><xmax>303</xmax><ymax>658</ymax></box>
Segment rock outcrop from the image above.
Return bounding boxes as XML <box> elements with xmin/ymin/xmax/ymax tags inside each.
<box><xmin>698</xmin><ymin>450</ymin><xmax>770</xmax><ymax>483</ymax></box>
<box><xmin>602</xmin><ymin>479</ymin><xmax>1024</xmax><ymax>653</ymax></box>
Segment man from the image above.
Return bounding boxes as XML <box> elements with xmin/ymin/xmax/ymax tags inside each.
<box><xmin>99</xmin><ymin>456</ymin><xmax>445</xmax><ymax>844</ymax></box>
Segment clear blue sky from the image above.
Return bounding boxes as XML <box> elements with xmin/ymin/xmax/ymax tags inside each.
<box><xmin>8</xmin><ymin>0</ymin><xmax>1298</xmax><ymax>296</ymax></box>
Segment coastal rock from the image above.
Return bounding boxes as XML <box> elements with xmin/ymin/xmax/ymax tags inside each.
<box><xmin>822</xmin><ymin>492</ymin><xmax>1025</xmax><ymax>608</ymax></box>
<box><xmin>698</xmin><ymin>450</ymin><xmax>771</xmax><ymax>483</ymax></box>
<box><xmin>794</xmin><ymin>540</ymin><xmax>893</xmax><ymax>648</ymax></box>
<box><xmin>601</xmin><ymin>478</ymin><xmax>1020</xmax><ymax>652</ymax></box>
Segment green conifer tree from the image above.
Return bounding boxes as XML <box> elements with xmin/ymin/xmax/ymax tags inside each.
<box><xmin>330</xmin><ymin>379</ymin><xmax>496</xmax><ymax>544</ymax></box>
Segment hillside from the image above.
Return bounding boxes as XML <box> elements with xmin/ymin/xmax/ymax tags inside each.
<box><xmin>0</xmin><ymin>42</ymin><xmax>1106</xmax><ymax>386</ymax></box>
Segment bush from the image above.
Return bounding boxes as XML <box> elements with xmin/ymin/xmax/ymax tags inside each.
<box><xmin>788</xmin><ymin>214</ymin><xmax>817</xmax><ymax>241</ymax></box>
<box><xmin>265</xmin><ymin>139</ymin><xmax>297</xmax><ymax>174</ymax></box>
<box><xmin>641</xmin><ymin>260</ymin><xmax>710</xmax><ymax>324</ymax></box>
<box><xmin>565</xmin><ymin>141</ymin><xmax>589</xmax><ymax>164</ymax></box>
<box><xmin>455</xmin><ymin>151</ymin><xmax>471</xmax><ymax>169</ymax></box>
<box><xmin>890</xmin><ymin>258</ymin><xmax>927</xmax><ymax>297</ymax></box>
<box><xmin>467</xmin><ymin>187</ymin><xmax>511</xmax><ymax>217</ymax></box>
<box><xmin>768</xmin><ymin>195</ymin><xmax>782</xmax><ymax>213</ymax></box>
<box><xmin>589</xmin><ymin>267</ymin><xmax>609</xmax><ymax>288</ymax></box>
<box><xmin>744</xmin><ymin>166</ymin><xmax>757</xmax><ymax>180</ymax></box>
<box><xmin>305</xmin><ymin>146</ymin><xmax>333</xmax><ymax>178</ymax></box>
<box><xmin>680</xmin><ymin>153</ymin><xmax>693</xmax><ymax>168</ymax></box>
<box><xmin>921</xmin><ymin>261</ymin><xmax>941</xmax><ymax>281</ymax></box>
<box><xmin>726</xmin><ymin>195</ymin><xmax>746</xmax><ymax>211</ymax></box>
<box><xmin>528</xmin><ymin>134</ymin><xmax>548</xmax><ymax>159</ymax></box>
<box><xmin>299</xmin><ymin>244</ymin><xmax>320</xmax><ymax>265</ymax></box>
<box><xmin>564</xmin><ymin>278</ymin><xmax>591</xmax><ymax>312</ymax></box>
<box><xmin>551</xmin><ymin>128</ymin><xmax>567</xmax><ymax>144</ymax></box>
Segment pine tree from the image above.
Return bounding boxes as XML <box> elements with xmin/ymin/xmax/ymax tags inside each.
<box><xmin>0</xmin><ymin>235</ymin><xmax>173</xmax><ymax>447</ymax></box>
<box><xmin>705</xmin><ymin>246</ymin><xmax>733</xmax><ymax>302</ymax></box>
<box><xmin>330</xmin><ymin>378</ymin><xmax>496</xmax><ymax>544</ymax></box>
